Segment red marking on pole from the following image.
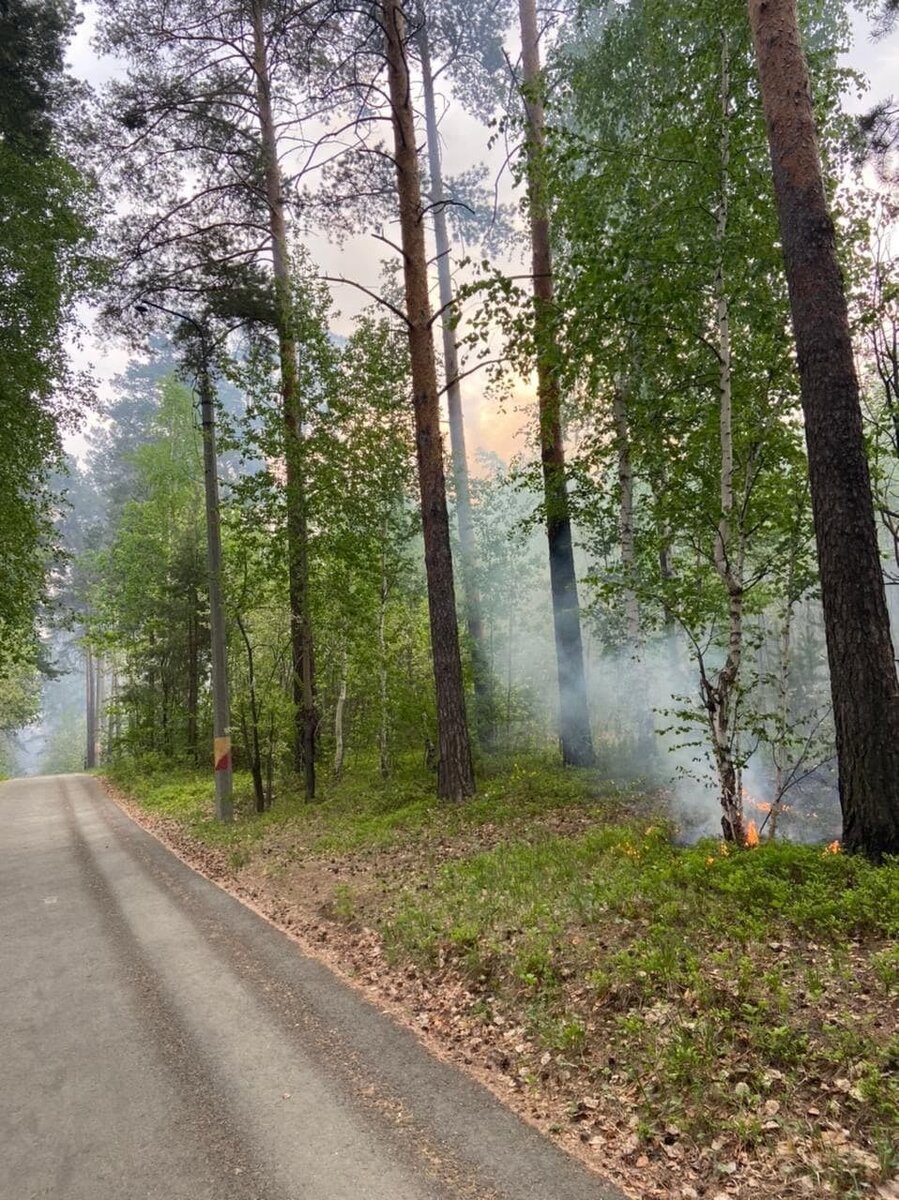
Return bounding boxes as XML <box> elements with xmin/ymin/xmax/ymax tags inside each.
<box><xmin>215</xmin><ymin>752</ymin><xmax>232</xmax><ymax>772</ymax></box>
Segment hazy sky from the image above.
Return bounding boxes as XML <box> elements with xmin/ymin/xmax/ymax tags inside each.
<box><xmin>63</xmin><ymin>2</ymin><xmax>897</xmax><ymax>466</ymax></box>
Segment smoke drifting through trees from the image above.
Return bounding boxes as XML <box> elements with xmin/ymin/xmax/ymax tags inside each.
<box><xmin>4</xmin><ymin>0</ymin><xmax>898</xmax><ymax>860</ymax></box>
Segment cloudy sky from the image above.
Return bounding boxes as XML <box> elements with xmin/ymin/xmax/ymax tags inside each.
<box><xmin>63</xmin><ymin>2</ymin><xmax>897</xmax><ymax>465</ymax></box>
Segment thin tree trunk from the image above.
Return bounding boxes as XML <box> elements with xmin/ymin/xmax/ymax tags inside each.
<box><xmin>518</xmin><ymin>0</ymin><xmax>595</xmax><ymax>767</ymax></box>
<box><xmin>770</xmin><ymin>594</ymin><xmax>795</xmax><ymax>839</ymax></box>
<box><xmin>378</xmin><ymin>553</ymin><xmax>390</xmax><ymax>778</ymax></box>
<box><xmin>107</xmin><ymin>660</ymin><xmax>117</xmax><ymax>752</ymax></box>
<box><xmin>95</xmin><ymin>655</ymin><xmax>105</xmax><ymax>765</ymax></box>
<box><xmin>417</xmin><ymin>21</ymin><xmax>494</xmax><ymax>750</ymax></box>
<box><xmin>506</xmin><ymin>604</ymin><xmax>515</xmax><ymax>745</ymax></box>
<box><xmin>613</xmin><ymin>381</ymin><xmax>654</xmax><ymax>750</ymax></box>
<box><xmin>380</xmin><ymin>0</ymin><xmax>475</xmax><ymax>801</ymax></box>
<box><xmin>749</xmin><ymin>0</ymin><xmax>899</xmax><ymax>858</ymax></box>
<box><xmin>147</xmin><ymin>635</ymin><xmax>156</xmax><ymax>752</ymax></box>
<box><xmin>186</xmin><ymin>599</ymin><xmax>198</xmax><ymax>763</ymax></box>
<box><xmin>198</xmin><ymin>341</ymin><xmax>233</xmax><ymax>821</ymax></box>
<box><xmin>85</xmin><ymin>645</ymin><xmax>96</xmax><ymax>769</ymax></box>
<box><xmin>612</xmin><ymin>380</ymin><xmax>640</xmax><ymax>642</ymax></box>
<box><xmin>334</xmin><ymin>647</ymin><xmax>347</xmax><ymax>778</ymax></box>
<box><xmin>705</xmin><ymin>30</ymin><xmax>746</xmax><ymax>844</ymax></box>
<box><xmin>252</xmin><ymin>0</ymin><xmax>316</xmax><ymax>801</ymax></box>
<box><xmin>235</xmin><ymin>611</ymin><xmax>266</xmax><ymax>813</ymax></box>
<box><xmin>162</xmin><ymin>667</ymin><xmax>171</xmax><ymax>755</ymax></box>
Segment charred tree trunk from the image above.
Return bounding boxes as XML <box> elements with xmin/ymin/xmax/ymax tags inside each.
<box><xmin>749</xmin><ymin>0</ymin><xmax>899</xmax><ymax>858</ymax></box>
<box><xmin>252</xmin><ymin>0</ymin><xmax>316</xmax><ymax>801</ymax></box>
<box><xmin>380</xmin><ymin>0</ymin><xmax>475</xmax><ymax>801</ymax></box>
<box><xmin>518</xmin><ymin>0</ymin><xmax>595</xmax><ymax>767</ymax></box>
<box><xmin>417</xmin><ymin>22</ymin><xmax>494</xmax><ymax>750</ymax></box>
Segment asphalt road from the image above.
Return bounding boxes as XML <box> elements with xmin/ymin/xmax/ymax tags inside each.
<box><xmin>0</xmin><ymin>774</ymin><xmax>623</xmax><ymax>1200</ymax></box>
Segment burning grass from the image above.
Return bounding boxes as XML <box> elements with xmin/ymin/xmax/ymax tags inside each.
<box><xmin>383</xmin><ymin>825</ymin><xmax>898</xmax><ymax>1196</ymax></box>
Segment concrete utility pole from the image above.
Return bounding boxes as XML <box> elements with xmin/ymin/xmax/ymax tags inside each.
<box><xmin>136</xmin><ymin>300</ymin><xmax>233</xmax><ymax>821</ymax></box>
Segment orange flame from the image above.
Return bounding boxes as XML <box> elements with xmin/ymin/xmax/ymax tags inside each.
<box><xmin>824</xmin><ymin>840</ymin><xmax>841</xmax><ymax>855</ymax></box>
<box><xmin>745</xmin><ymin>820</ymin><xmax>760</xmax><ymax>848</ymax></box>
<box><xmin>741</xmin><ymin>787</ymin><xmax>771</xmax><ymax>814</ymax></box>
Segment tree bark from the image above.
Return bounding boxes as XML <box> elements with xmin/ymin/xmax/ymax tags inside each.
<box><xmin>186</xmin><ymin>596</ymin><xmax>198</xmax><ymax>763</ymax></box>
<box><xmin>612</xmin><ymin>380</ymin><xmax>640</xmax><ymax>642</ymax></box>
<box><xmin>518</xmin><ymin>0</ymin><xmax>595</xmax><ymax>767</ymax></box>
<box><xmin>235</xmin><ymin>611</ymin><xmax>266</xmax><ymax>813</ymax></box>
<box><xmin>198</xmin><ymin>343</ymin><xmax>233</xmax><ymax>822</ymax></box>
<box><xmin>252</xmin><ymin>0</ymin><xmax>316</xmax><ymax>801</ymax></box>
<box><xmin>708</xmin><ymin>30</ymin><xmax>746</xmax><ymax>844</ymax></box>
<box><xmin>85</xmin><ymin>645</ymin><xmax>96</xmax><ymax>769</ymax></box>
<box><xmin>417</xmin><ymin>21</ymin><xmax>494</xmax><ymax>750</ymax></box>
<box><xmin>380</xmin><ymin>0</ymin><xmax>475</xmax><ymax>801</ymax></box>
<box><xmin>378</xmin><ymin>547</ymin><xmax>390</xmax><ymax>778</ymax></box>
<box><xmin>749</xmin><ymin>0</ymin><xmax>899</xmax><ymax>858</ymax></box>
<box><xmin>334</xmin><ymin>648</ymin><xmax>347</xmax><ymax>778</ymax></box>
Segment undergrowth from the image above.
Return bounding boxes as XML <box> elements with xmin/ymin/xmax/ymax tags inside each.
<box><xmin>106</xmin><ymin>752</ymin><xmax>899</xmax><ymax>1193</ymax></box>
<box><xmin>384</xmin><ymin>823</ymin><xmax>899</xmax><ymax>1183</ymax></box>
<box><xmin>104</xmin><ymin>752</ymin><xmax>637</xmax><ymax>854</ymax></box>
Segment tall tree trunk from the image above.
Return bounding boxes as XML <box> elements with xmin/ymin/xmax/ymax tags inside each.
<box><xmin>252</xmin><ymin>0</ymin><xmax>316</xmax><ymax>801</ymax></box>
<box><xmin>749</xmin><ymin>0</ymin><xmax>899</xmax><ymax>858</ymax></box>
<box><xmin>380</xmin><ymin>0</ymin><xmax>475</xmax><ymax>801</ymax></box>
<box><xmin>417</xmin><ymin>21</ymin><xmax>494</xmax><ymax>750</ymax></box>
<box><xmin>707</xmin><ymin>31</ymin><xmax>746</xmax><ymax>844</ymax></box>
<box><xmin>518</xmin><ymin>0</ymin><xmax>595</xmax><ymax>767</ymax></box>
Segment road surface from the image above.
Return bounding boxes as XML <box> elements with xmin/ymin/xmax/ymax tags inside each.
<box><xmin>0</xmin><ymin>774</ymin><xmax>622</xmax><ymax>1200</ymax></box>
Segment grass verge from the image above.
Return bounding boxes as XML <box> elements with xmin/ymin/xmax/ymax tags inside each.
<box><xmin>104</xmin><ymin>755</ymin><xmax>899</xmax><ymax>1199</ymax></box>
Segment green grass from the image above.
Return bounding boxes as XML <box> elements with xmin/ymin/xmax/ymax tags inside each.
<box><xmin>386</xmin><ymin>824</ymin><xmax>899</xmax><ymax>964</ymax></box>
<box><xmin>384</xmin><ymin>823</ymin><xmax>899</xmax><ymax>1174</ymax></box>
<box><xmin>104</xmin><ymin>752</ymin><xmax>638</xmax><ymax>856</ymax></box>
<box><xmin>106</xmin><ymin>752</ymin><xmax>899</xmax><ymax>1190</ymax></box>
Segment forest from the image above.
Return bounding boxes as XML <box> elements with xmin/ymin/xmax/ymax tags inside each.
<box><xmin>2</xmin><ymin>0</ymin><xmax>899</xmax><ymax>1193</ymax></box>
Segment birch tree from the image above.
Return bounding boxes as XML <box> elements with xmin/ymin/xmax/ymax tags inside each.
<box><xmin>547</xmin><ymin>0</ymin><xmax>845</xmax><ymax>835</ymax></box>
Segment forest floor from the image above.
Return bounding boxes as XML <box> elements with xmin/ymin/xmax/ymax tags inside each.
<box><xmin>102</xmin><ymin>757</ymin><xmax>899</xmax><ymax>1200</ymax></box>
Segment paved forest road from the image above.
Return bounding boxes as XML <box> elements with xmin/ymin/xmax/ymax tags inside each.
<box><xmin>0</xmin><ymin>774</ymin><xmax>622</xmax><ymax>1200</ymax></box>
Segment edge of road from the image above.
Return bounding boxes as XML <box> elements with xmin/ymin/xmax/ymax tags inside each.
<box><xmin>96</xmin><ymin>773</ymin><xmax>631</xmax><ymax>1200</ymax></box>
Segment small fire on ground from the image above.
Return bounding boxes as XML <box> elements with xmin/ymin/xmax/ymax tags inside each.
<box><xmin>739</xmin><ymin>788</ymin><xmax>840</xmax><ymax>853</ymax></box>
